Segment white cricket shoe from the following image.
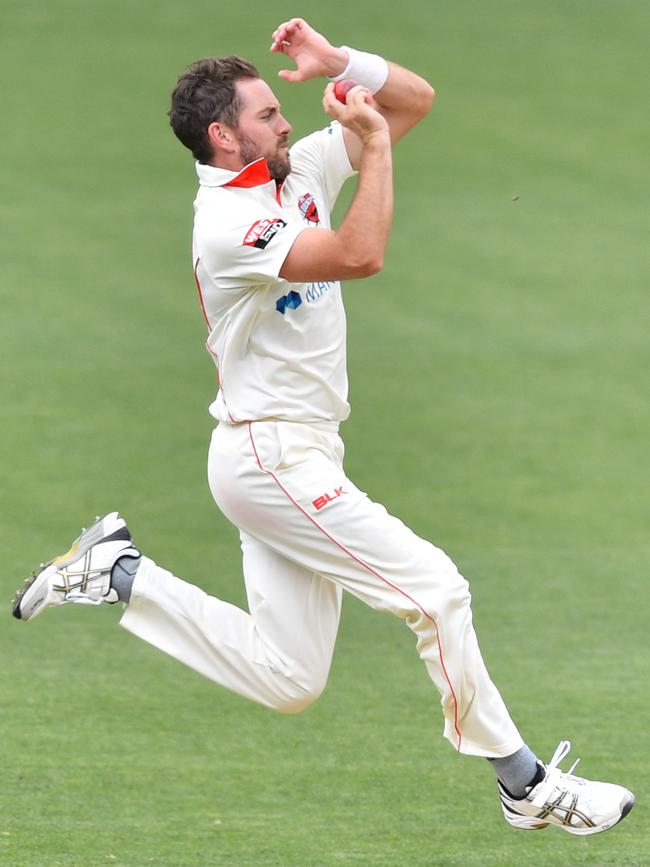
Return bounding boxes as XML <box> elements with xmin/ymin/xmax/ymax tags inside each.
<box><xmin>498</xmin><ymin>740</ymin><xmax>635</xmax><ymax>836</ymax></box>
<box><xmin>12</xmin><ymin>512</ymin><xmax>139</xmax><ymax>621</ymax></box>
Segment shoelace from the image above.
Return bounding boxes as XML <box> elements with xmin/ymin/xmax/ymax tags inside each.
<box><xmin>530</xmin><ymin>740</ymin><xmax>581</xmax><ymax>808</ymax></box>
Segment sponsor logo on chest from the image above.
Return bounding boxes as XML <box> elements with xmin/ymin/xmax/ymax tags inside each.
<box><xmin>275</xmin><ymin>291</ymin><xmax>302</xmax><ymax>315</ymax></box>
<box><xmin>275</xmin><ymin>282</ymin><xmax>336</xmax><ymax>315</ymax></box>
<box><xmin>305</xmin><ymin>282</ymin><xmax>335</xmax><ymax>303</ymax></box>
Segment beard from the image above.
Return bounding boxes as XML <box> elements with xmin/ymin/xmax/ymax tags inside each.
<box><xmin>237</xmin><ymin>131</ymin><xmax>291</xmax><ymax>183</ymax></box>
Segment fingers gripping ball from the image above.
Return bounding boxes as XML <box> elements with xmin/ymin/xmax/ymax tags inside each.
<box><xmin>333</xmin><ymin>79</ymin><xmax>359</xmax><ymax>104</ymax></box>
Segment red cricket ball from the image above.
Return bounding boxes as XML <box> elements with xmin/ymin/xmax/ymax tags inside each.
<box><xmin>333</xmin><ymin>79</ymin><xmax>359</xmax><ymax>104</ymax></box>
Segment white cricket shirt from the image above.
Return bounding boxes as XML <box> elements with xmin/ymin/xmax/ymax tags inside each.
<box><xmin>192</xmin><ymin>121</ymin><xmax>356</xmax><ymax>424</ymax></box>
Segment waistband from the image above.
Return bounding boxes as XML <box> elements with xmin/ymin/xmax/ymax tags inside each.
<box><xmin>219</xmin><ymin>418</ymin><xmax>341</xmax><ymax>435</ymax></box>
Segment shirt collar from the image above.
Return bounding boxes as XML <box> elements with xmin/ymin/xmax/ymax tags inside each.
<box><xmin>195</xmin><ymin>158</ymin><xmax>273</xmax><ymax>189</ymax></box>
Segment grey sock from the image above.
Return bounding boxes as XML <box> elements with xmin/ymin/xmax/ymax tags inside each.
<box><xmin>487</xmin><ymin>744</ymin><xmax>542</xmax><ymax>799</ymax></box>
<box><xmin>110</xmin><ymin>556</ymin><xmax>141</xmax><ymax>604</ymax></box>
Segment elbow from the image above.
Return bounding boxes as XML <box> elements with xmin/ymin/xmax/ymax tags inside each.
<box><xmin>363</xmin><ymin>255</ymin><xmax>384</xmax><ymax>276</ymax></box>
<box><xmin>346</xmin><ymin>252</ymin><xmax>384</xmax><ymax>278</ymax></box>
<box><xmin>332</xmin><ymin>232</ymin><xmax>388</xmax><ymax>279</ymax></box>
<box><xmin>420</xmin><ymin>82</ymin><xmax>436</xmax><ymax>117</ymax></box>
<box><xmin>409</xmin><ymin>77</ymin><xmax>436</xmax><ymax>120</ymax></box>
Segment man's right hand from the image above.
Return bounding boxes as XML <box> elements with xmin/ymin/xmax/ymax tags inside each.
<box><xmin>322</xmin><ymin>83</ymin><xmax>390</xmax><ymax>146</ymax></box>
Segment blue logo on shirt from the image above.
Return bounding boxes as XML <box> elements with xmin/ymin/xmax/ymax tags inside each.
<box><xmin>305</xmin><ymin>282</ymin><xmax>334</xmax><ymax>303</ymax></box>
<box><xmin>276</xmin><ymin>290</ymin><xmax>302</xmax><ymax>315</ymax></box>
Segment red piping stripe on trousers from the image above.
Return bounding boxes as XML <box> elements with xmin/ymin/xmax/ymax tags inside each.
<box><xmin>247</xmin><ymin>421</ymin><xmax>463</xmax><ymax>751</ymax></box>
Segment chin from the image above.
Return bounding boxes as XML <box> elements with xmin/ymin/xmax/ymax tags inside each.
<box><xmin>268</xmin><ymin>157</ymin><xmax>292</xmax><ymax>183</ymax></box>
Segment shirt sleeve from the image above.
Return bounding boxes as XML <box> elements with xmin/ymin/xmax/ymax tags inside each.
<box><xmin>197</xmin><ymin>213</ymin><xmax>306</xmax><ymax>292</ymax></box>
<box><xmin>289</xmin><ymin>122</ymin><xmax>357</xmax><ymax>211</ymax></box>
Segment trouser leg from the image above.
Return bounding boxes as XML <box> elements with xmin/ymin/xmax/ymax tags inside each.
<box><xmin>208</xmin><ymin>420</ymin><xmax>524</xmax><ymax>757</ymax></box>
<box><xmin>120</xmin><ymin>531</ymin><xmax>341</xmax><ymax>714</ymax></box>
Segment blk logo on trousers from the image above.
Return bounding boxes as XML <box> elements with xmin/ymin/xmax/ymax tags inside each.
<box><xmin>312</xmin><ymin>487</ymin><xmax>346</xmax><ymax>511</ymax></box>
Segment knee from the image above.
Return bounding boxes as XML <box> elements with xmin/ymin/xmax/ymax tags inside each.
<box><xmin>272</xmin><ymin>676</ymin><xmax>327</xmax><ymax>715</ymax></box>
<box><xmin>428</xmin><ymin>550</ymin><xmax>472</xmax><ymax>605</ymax></box>
<box><xmin>402</xmin><ymin>552</ymin><xmax>473</xmax><ymax>627</ymax></box>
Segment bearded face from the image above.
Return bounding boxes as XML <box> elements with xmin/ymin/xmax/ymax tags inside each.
<box><xmin>229</xmin><ymin>78</ymin><xmax>294</xmax><ymax>183</ymax></box>
<box><xmin>237</xmin><ymin>129</ymin><xmax>291</xmax><ymax>183</ymax></box>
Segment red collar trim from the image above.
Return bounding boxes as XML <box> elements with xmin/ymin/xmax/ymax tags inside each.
<box><xmin>224</xmin><ymin>159</ymin><xmax>272</xmax><ymax>188</ymax></box>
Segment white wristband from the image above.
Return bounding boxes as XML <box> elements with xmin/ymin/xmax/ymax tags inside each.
<box><xmin>328</xmin><ymin>46</ymin><xmax>389</xmax><ymax>95</ymax></box>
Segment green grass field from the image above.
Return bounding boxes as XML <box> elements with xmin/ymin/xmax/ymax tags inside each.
<box><xmin>1</xmin><ymin>1</ymin><xmax>648</xmax><ymax>864</ymax></box>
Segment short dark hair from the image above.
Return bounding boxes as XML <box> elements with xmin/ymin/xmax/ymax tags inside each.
<box><xmin>169</xmin><ymin>56</ymin><xmax>260</xmax><ymax>164</ymax></box>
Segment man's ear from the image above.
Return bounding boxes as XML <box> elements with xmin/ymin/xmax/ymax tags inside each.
<box><xmin>207</xmin><ymin>121</ymin><xmax>237</xmax><ymax>155</ymax></box>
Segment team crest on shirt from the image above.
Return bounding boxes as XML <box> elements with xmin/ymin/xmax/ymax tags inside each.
<box><xmin>243</xmin><ymin>218</ymin><xmax>287</xmax><ymax>249</ymax></box>
<box><xmin>297</xmin><ymin>193</ymin><xmax>319</xmax><ymax>225</ymax></box>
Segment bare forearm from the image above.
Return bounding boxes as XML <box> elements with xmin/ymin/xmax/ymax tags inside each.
<box><xmin>279</xmin><ymin>80</ymin><xmax>393</xmax><ymax>284</ymax></box>
<box><xmin>339</xmin><ymin>60</ymin><xmax>435</xmax><ymax>167</ymax></box>
<box><xmin>279</xmin><ymin>131</ymin><xmax>393</xmax><ymax>283</ymax></box>
<box><xmin>335</xmin><ymin>133</ymin><xmax>393</xmax><ymax>275</ymax></box>
<box><xmin>271</xmin><ymin>20</ymin><xmax>434</xmax><ymax>154</ymax></box>
<box><xmin>375</xmin><ymin>61</ymin><xmax>435</xmax><ymax>121</ymax></box>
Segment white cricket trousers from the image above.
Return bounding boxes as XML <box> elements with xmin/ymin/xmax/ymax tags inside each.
<box><xmin>120</xmin><ymin>420</ymin><xmax>524</xmax><ymax>758</ymax></box>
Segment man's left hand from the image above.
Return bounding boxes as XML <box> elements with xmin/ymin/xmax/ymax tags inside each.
<box><xmin>270</xmin><ymin>18</ymin><xmax>348</xmax><ymax>83</ymax></box>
